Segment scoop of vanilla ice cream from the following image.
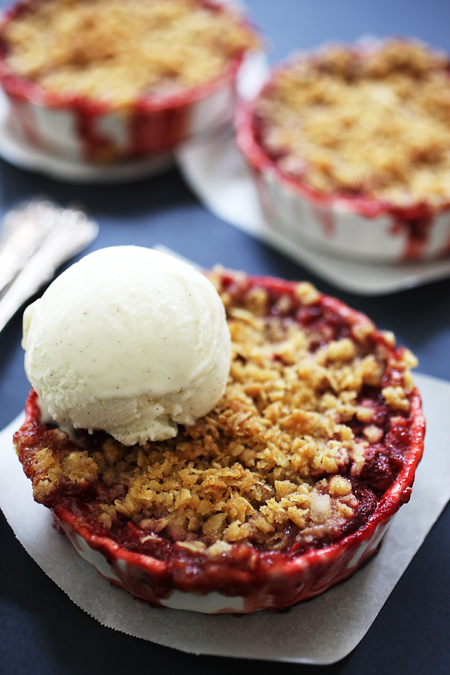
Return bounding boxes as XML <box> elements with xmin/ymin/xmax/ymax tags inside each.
<box><xmin>22</xmin><ymin>246</ymin><xmax>231</xmax><ymax>445</ymax></box>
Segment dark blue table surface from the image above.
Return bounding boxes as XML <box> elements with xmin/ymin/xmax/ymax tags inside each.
<box><xmin>1</xmin><ymin>2</ymin><xmax>449</xmax><ymax>673</ymax></box>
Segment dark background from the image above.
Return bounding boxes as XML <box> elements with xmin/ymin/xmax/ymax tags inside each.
<box><xmin>1</xmin><ymin>1</ymin><xmax>449</xmax><ymax>673</ymax></box>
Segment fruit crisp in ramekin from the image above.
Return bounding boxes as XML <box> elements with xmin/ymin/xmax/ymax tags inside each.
<box><xmin>236</xmin><ymin>39</ymin><xmax>450</xmax><ymax>262</ymax></box>
<box><xmin>0</xmin><ymin>0</ymin><xmax>260</xmax><ymax>162</ymax></box>
<box><xmin>14</xmin><ymin>269</ymin><xmax>425</xmax><ymax>613</ymax></box>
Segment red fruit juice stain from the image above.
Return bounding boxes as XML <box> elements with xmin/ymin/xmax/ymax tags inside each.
<box><xmin>390</xmin><ymin>215</ymin><xmax>432</xmax><ymax>261</ymax></box>
<box><xmin>75</xmin><ymin>109</ymin><xmax>116</xmax><ymax>162</ymax></box>
<box><xmin>130</xmin><ymin>106</ymin><xmax>188</xmax><ymax>155</ymax></box>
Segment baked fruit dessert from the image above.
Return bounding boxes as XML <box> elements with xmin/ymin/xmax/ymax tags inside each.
<box><xmin>0</xmin><ymin>0</ymin><xmax>260</xmax><ymax>162</ymax></box>
<box><xmin>13</xmin><ymin>248</ymin><xmax>425</xmax><ymax>613</ymax></box>
<box><xmin>236</xmin><ymin>38</ymin><xmax>450</xmax><ymax>262</ymax></box>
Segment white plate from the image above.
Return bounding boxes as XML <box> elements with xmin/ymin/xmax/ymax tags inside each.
<box><xmin>0</xmin><ymin>91</ymin><xmax>173</xmax><ymax>183</ymax></box>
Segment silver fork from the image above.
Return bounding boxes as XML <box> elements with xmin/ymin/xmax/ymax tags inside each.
<box><xmin>0</xmin><ymin>199</ymin><xmax>98</xmax><ymax>333</ymax></box>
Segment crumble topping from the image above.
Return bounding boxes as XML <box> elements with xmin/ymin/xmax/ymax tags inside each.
<box><xmin>1</xmin><ymin>0</ymin><xmax>259</xmax><ymax>107</ymax></box>
<box><xmin>254</xmin><ymin>39</ymin><xmax>450</xmax><ymax>208</ymax></box>
<box><xmin>15</xmin><ymin>271</ymin><xmax>418</xmax><ymax>556</ymax></box>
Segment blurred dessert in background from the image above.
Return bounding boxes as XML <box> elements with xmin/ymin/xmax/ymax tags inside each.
<box><xmin>236</xmin><ymin>39</ymin><xmax>450</xmax><ymax>262</ymax></box>
<box><xmin>0</xmin><ymin>0</ymin><xmax>260</xmax><ymax>161</ymax></box>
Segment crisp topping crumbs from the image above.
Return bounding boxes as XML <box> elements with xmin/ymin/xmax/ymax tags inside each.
<box><xmin>381</xmin><ymin>385</ymin><xmax>412</xmax><ymax>411</ymax></box>
<box><xmin>255</xmin><ymin>39</ymin><xmax>450</xmax><ymax>207</ymax></box>
<box><xmin>15</xmin><ymin>271</ymin><xmax>418</xmax><ymax>555</ymax></box>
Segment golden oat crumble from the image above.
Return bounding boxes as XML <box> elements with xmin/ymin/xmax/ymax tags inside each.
<box><xmin>19</xmin><ymin>272</ymin><xmax>417</xmax><ymax>553</ymax></box>
<box><xmin>2</xmin><ymin>0</ymin><xmax>259</xmax><ymax>107</ymax></box>
<box><xmin>255</xmin><ymin>39</ymin><xmax>450</xmax><ymax>208</ymax></box>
